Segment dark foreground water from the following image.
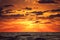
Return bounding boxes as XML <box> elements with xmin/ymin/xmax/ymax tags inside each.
<box><xmin>0</xmin><ymin>32</ymin><xmax>60</xmax><ymax>40</ymax></box>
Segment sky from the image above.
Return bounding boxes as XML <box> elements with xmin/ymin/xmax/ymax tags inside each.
<box><xmin>0</xmin><ymin>0</ymin><xmax>60</xmax><ymax>32</ymax></box>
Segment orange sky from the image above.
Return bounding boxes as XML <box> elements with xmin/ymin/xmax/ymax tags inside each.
<box><xmin>0</xmin><ymin>0</ymin><xmax>60</xmax><ymax>32</ymax></box>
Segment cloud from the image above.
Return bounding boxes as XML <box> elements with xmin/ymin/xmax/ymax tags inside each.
<box><xmin>0</xmin><ymin>5</ymin><xmax>14</xmax><ymax>17</ymax></box>
<box><xmin>0</xmin><ymin>7</ymin><xmax>2</xmax><ymax>11</ymax></box>
<box><xmin>3</xmin><ymin>5</ymin><xmax>14</xmax><ymax>8</ymax></box>
<box><xmin>0</xmin><ymin>7</ymin><xmax>3</xmax><ymax>17</ymax></box>
<box><xmin>0</xmin><ymin>6</ymin><xmax>24</xmax><ymax>19</ymax></box>
<box><xmin>38</xmin><ymin>0</ymin><xmax>57</xmax><ymax>4</ymax></box>
<box><xmin>48</xmin><ymin>14</ymin><xmax>60</xmax><ymax>18</ymax></box>
<box><xmin>4</xmin><ymin>9</ymin><xmax>15</xmax><ymax>13</ymax></box>
<box><xmin>51</xmin><ymin>9</ymin><xmax>60</xmax><ymax>12</ymax></box>
<box><xmin>43</xmin><ymin>8</ymin><xmax>60</xmax><ymax>12</ymax></box>
<box><xmin>24</xmin><ymin>7</ymin><xmax>32</xmax><ymax>10</ymax></box>
<box><xmin>0</xmin><ymin>14</ymin><xmax>24</xmax><ymax>19</ymax></box>
<box><xmin>34</xmin><ymin>21</ymin><xmax>40</xmax><ymax>23</ymax></box>
<box><xmin>31</xmin><ymin>11</ymin><xmax>43</xmax><ymax>15</ymax></box>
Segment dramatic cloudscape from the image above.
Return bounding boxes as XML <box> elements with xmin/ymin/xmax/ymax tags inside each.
<box><xmin>0</xmin><ymin>0</ymin><xmax>60</xmax><ymax>32</ymax></box>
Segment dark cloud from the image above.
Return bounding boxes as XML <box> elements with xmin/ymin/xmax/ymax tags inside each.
<box><xmin>24</xmin><ymin>7</ymin><xmax>32</xmax><ymax>10</ymax></box>
<box><xmin>0</xmin><ymin>7</ymin><xmax>24</xmax><ymax>19</ymax></box>
<box><xmin>51</xmin><ymin>9</ymin><xmax>60</xmax><ymax>12</ymax></box>
<box><xmin>34</xmin><ymin>21</ymin><xmax>40</xmax><ymax>23</ymax></box>
<box><xmin>3</xmin><ymin>5</ymin><xmax>14</xmax><ymax>8</ymax></box>
<box><xmin>38</xmin><ymin>0</ymin><xmax>57</xmax><ymax>4</ymax></box>
<box><xmin>0</xmin><ymin>5</ymin><xmax>14</xmax><ymax>17</ymax></box>
<box><xmin>17</xmin><ymin>10</ymin><xmax>21</xmax><ymax>11</ymax></box>
<box><xmin>0</xmin><ymin>7</ymin><xmax>3</xmax><ymax>16</ymax></box>
<box><xmin>0</xmin><ymin>4</ymin><xmax>16</xmax><ymax>17</ymax></box>
<box><xmin>42</xmin><ymin>22</ymin><xmax>52</xmax><ymax>24</ymax></box>
<box><xmin>4</xmin><ymin>9</ymin><xmax>15</xmax><ymax>13</ymax></box>
<box><xmin>13</xmin><ymin>14</ymin><xmax>24</xmax><ymax>17</ymax></box>
<box><xmin>0</xmin><ymin>7</ymin><xmax>2</xmax><ymax>11</ymax></box>
<box><xmin>0</xmin><ymin>14</ymin><xmax>24</xmax><ymax>19</ymax></box>
<box><xmin>41</xmin><ymin>8</ymin><xmax>60</xmax><ymax>12</ymax></box>
<box><xmin>25</xmin><ymin>14</ymin><xmax>29</xmax><ymax>16</ymax></box>
<box><xmin>48</xmin><ymin>14</ymin><xmax>60</xmax><ymax>18</ymax></box>
<box><xmin>34</xmin><ymin>20</ymin><xmax>52</xmax><ymax>24</ymax></box>
<box><xmin>31</xmin><ymin>11</ymin><xmax>43</xmax><ymax>15</ymax></box>
<box><xmin>0</xmin><ymin>5</ymin><xmax>24</xmax><ymax>19</ymax></box>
